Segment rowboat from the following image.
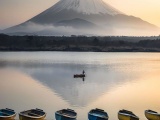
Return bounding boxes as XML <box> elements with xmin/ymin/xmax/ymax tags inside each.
<box><xmin>19</xmin><ymin>108</ymin><xmax>46</xmax><ymax>120</ymax></box>
<box><xmin>0</xmin><ymin>108</ymin><xmax>16</xmax><ymax>120</ymax></box>
<box><xmin>88</xmin><ymin>108</ymin><xmax>109</xmax><ymax>120</ymax></box>
<box><xmin>73</xmin><ymin>74</ymin><xmax>85</xmax><ymax>78</ymax></box>
<box><xmin>118</xmin><ymin>109</ymin><xmax>139</xmax><ymax>120</ymax></box>
<box><xmin>55</xmin><ymin>108</ymin><xmax>77</xmax><ymax>120</ymax></box>
<box><xmin>145</xmin><ymin>110</ymin><xmax>160</xmax><ymax>120</ymax></box>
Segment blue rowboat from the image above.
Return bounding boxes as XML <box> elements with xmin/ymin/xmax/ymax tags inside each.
<box><xmin>0</xmin><ymin>108</ymin><xmax>16</xmax><ymax>120</ymax></box>
<box><xmin>88</xmin><ymin>108</ymin><xmax>109</xmax><ymax>120</ymax></box>
<box><xmin>55</xmin><ymin>108</ymin><xmax>77</xmax><ymax>120</ymax></box>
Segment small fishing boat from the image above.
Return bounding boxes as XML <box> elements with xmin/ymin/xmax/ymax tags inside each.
<box><xmin>19</xmin><ymin>108</ymin><xmax>46</xmax><ymax>120</ymax></box>
<box><xmin>118</xmin><ymin>109</ymin><xmax>139</xmax><ymax>120</ymax></box>
<box><xmin>0</xmin><ymin>108</ymin><xmax>16</xmax><ymax>120</ymax></box>
<box><xmin>145</xmin><ymin>110</ymin><xmax>160</xmax><ymax>120</ymax></box>
<box><xmin>88</xmin><ymin>108</ymin><xmax>109</xmax><ymax>120</ymax></box>
<box><xmin>73</xmin><ymin>74</ymin><xmax>85</xmax><ymax>78</ymax></box>
<box><xmin>55</xmin><ymin>108</ymin><xmax>77</xmax><ymax>120</ymax></box>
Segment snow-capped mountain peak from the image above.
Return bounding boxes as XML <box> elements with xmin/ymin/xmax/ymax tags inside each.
<box><xmin>49</xmin><ymin>0</ymin><xmax>122</xmax><ymax>15</ymax></box>
<box><xmin>2</xmin><ymin>0</ymin><xmax>159</xmax><ymax>36</ymax></box>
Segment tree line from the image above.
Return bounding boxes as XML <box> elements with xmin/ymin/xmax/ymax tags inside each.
<box><xmin>0</xmin><ymin>34</ymin><xmax>160</xmax><ymax>52</ymax></box>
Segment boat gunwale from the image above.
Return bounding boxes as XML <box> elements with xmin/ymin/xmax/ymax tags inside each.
<box><xmin>19</xmin><ymin>109</ymin><xmax>46</xmax><ymax>119</ymax></box>
<box><xmin>0</xmin><ymin>113</ymin><xmax>16</xmax><ymax>118</ymax></box>
<box><xmin>88</xmin><ymin>112</ymin><xmax>109</xmax><ymax>119</ymax></box>
<box><xmin>55</xmin><ymin>112</ymin><xmax>76</xmax><ymax>119</ymax></box>
<box><xmin>145</xmin><ymin>110</ymin><xmax>160</xmax><ymax>116</ymax></box>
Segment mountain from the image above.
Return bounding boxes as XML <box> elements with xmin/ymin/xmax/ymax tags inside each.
<box><xmin>2</xmin><ymin>0</ymin><xmax>159</xmax><ymax>36</ymax></box>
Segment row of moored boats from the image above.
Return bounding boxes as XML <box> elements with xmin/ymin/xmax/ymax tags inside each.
<box><xmin>0</xmin><ymin>108</ymin><xmax>160</xmax><ymax>120</ymax></box>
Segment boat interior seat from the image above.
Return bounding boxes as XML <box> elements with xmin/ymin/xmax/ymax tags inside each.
<box><xmin>62</xmin><ymin>113</ymin><xmax>72</xmax><ymax>117</ymax></box>
<box><xmin>31</xmin><ymin>110</ymin><xmax>44</xmax><ymax>115</ymax></box>
<box><xmin>2</xmin><ymin>109</ymin><xmax>15</xmax><ymax>115</ymax></box>
<box><xmin>28</xmin><ymin>112</ymin><xmax>40</xmax><ymax>117</ymax></box>
<box><xmin>5</xmin><ymin>108</ymin><xmax>14</xmax><ymax>112</ymax></box>
<box><xmin>0</xmin><ymin>112</ymin><xmax>10</xmax><ymax>116</ymax></box>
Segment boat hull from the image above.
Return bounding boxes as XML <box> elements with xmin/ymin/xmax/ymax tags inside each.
<box><xmin>74</xmin><ymin>74</ymin><xmax>85</xmax><ymax>78</ymax></box>
<box><xmin>55</xmin><ymin>113</ymin><xmax>76</xmax><ymax>120</ymax></box>
<box><xmin>88</xmin><ymin>114</ymin><xmax>108</xmax><ymax>120</ymax></box>
<box><xmin>145</xmin><ymin>111</ymin><xmax>160</xmax><ymax>120</ymax></box>
<box><xmin>19</xmin><ymin>114</ymin><xmax>46</xmax><ymax>120</ymax></box>
<box><xmin>0</xmin><ymin>115</ymin><xmax>16</xmax><ymax>120</ymax></box>
<box><xmin>118</xmin><ymin>113</ymin><xmax>139</xmax><ymax>120</ymax></box>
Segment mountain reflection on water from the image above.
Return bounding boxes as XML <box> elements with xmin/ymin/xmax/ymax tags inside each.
<box><xmin>28</xmin><ymin>63</ymin><xmax>129</xmax><ymax>107</ymax></box>
<box><xmin>0</xmin><ymin>61</ymin><xmax>130</xmax><ymax>107</ymax></box>
<box><xmin>0</xmin><ymin>52</ymin><xmax>160</xmax><ymax>120</ymax></box>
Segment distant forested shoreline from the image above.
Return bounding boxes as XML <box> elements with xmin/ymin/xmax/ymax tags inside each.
<box><xmin>0</xmin><ymin>34</ymin><xmax>160</xmax><ymax>52</ymax></box>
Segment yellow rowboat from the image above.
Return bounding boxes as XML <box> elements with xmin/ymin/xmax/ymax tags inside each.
<box><xmin>118</xmin><ymin>109</ymin><xmax>139</xmax><ymax>120</ymax></box>
<box><xmin>145</xmin><ymin>110</ymin><xmax>160</xmax><ymax>120</ymax></box>
<box><xmin>19</xmin><ymin>108</ymin><xmax>46</xmax><ymax>120</ymax></box>
<box><xmin>0</xmin><ymin>108</ymin><xmax>16</xmax><ymax>120</ymax></box>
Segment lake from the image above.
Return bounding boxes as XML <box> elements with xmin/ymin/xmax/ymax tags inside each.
<box><xmin>0</xmin><ymin>52</ymin><xmax>160</xmax><ymax>120</ymax></box>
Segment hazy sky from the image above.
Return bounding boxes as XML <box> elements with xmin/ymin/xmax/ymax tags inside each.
<box><xmin>0</xmin><ymin>0</ymin><xmax>160</xmax><ymax>29</ymax></box>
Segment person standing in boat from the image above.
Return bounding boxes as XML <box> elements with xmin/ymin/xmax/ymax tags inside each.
<box><xmin>82</xmin><ymin>70</ymin><xmax>85</xmax><ymax>75</ymax></box>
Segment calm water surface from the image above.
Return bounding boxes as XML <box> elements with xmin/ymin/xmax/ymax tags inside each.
<box><xmin>0</xmin><ymin>52</ymin><xmax>160</xmax><ymax>120</ymax></box>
